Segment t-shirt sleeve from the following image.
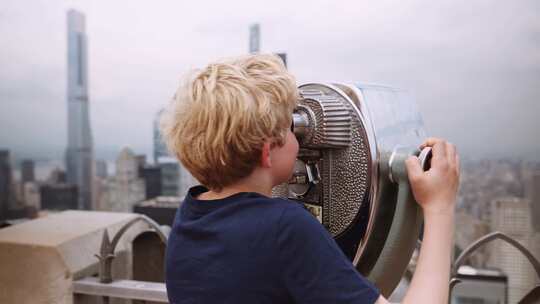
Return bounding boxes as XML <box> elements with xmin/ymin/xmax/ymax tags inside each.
<box><xmin>277</xmin><ymin>203</ymin><xmax>380</xmax><ymax>304</ymax></box>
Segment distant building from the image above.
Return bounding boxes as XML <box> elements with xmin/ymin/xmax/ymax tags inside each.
<box><xmin>489</xmin><ymin>197</ymin><xmax>540</xmax><ymax>303</ymax></box>
<box><xmin>158</xmin><ymin>160</ymin><xmax>180</xmax><ymax>196</ymax></box>
<box><xmin>153</xmin><ymin>109</ymin><xmax>169</xmax><ymax>164</ymax></box>
<box><xmin>178</xmin><ymin>163</ymin><xmax>197</xmax><ymax>198</ymax></box>
<box><xmin>99</xmin><ymin>148</ymin><xmax>145</xmax><ymax>212</ymax></box>
<box><xmin>134</xmin><ymin>196</ymin><xmax>181</xmax><ymax>226</ymax></box>
<box><xmin>276</xmin><ymin>52</ymin><xmax>287</xmax><ymax>68</ymax></box>
<box><xmin>95</xmin><ymin>159</ymin><xmax>108</xmax><ymax>179</ymax></box>
<box><xmin>65</xmin><ymin>9</ymin><xmax>94</xmax><ymax>210</ymax></box>
<box><xmin>134</xmin><ymin>151</ymin><xmax>162</xmax><ymax>199</ymax></box>
<box><xmin>23</xmin><ymin>182</ymin><xmax>40</xmax><ymax>210</ymax></box>
<box><xmin>0</xmin><ymin>150</ymin><xmax>12</xmax><ymax>220</ymax></box>
<box><xmin>454</xmin><ymin>211</ymin><xmax>490</xmax><ymax>268</ymax></box>
<box><xmin>458</xmin><ymin>159</ymin><xmax>524</xmax><ymax>221</ymax></box>
<box><xmin>154</xmin><ymin>109</ymin><xmax>197</xmax><ymax>197</ymax></box>
<box><xmin>20</xmin><ymin>160</ymin><xmax>35</xmax><ymax>183</ymax></box>
<box><xmin>525</xmin><ymin>169</ymin><xmax>540</xmax><ymax>232</ymax></box>
<box><xmin>249</xmin><ymin>23</ymin><xmax>260</xmax><ymax>53</ymax></box>
<box><xmin>40</xmin><ymin>183</ymin><xmax>78</xmax><ymax>210</ymax></box>
<box><xmin>47</xmin><ymin>168</ymin><xmax>67</xmax><ymax>184</ymax></box>
<box><xmin>135</xmin><ymin>154</ymin><xmax>147</xmax><ymax>169</ymax></box>
<box><xmin>156</xmin><ymin>159</ymin><xmax>197</xmax><ymax>198</ymax></box>
<box><xmin>139</xmin><ymin>165</ymin><xmax>162</xmax><ymax>199</ymax></box>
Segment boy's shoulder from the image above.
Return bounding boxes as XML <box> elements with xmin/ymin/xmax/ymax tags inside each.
<box><xmin>180</xmin><ymin>185</ymin><xmax>309</xmax><ymax>221</ymax></box>
<box><xmin>177</xmin><ymin>186</ymin><xmax>323</xmax><ymax>244</ymax></box>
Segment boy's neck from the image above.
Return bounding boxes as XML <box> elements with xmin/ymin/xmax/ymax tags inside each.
<box><xmin>199</xmin><ymin>173</ymin><xmax>274</xmax><ymax>200</ymax></box>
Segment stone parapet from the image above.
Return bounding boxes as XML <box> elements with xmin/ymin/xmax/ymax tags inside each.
<box><xmin>0</xmin><ymin>210</ymin><xmax>150</xmax><ymax>304</ymax></box>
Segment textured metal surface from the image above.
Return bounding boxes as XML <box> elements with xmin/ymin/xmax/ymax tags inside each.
<box><xmin>296</xmin><ymin>94</ymin><xmax>352</xmax><ymax>148</ymax></box>
<box><xmin>292</xmin><ymin>87</ymin><xmax>371</xmax><ymax>237</ymax></box>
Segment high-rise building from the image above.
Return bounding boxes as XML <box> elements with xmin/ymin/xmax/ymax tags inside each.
<box><xmin>153</xmin><ymin>109</ymin><xmax>197</xmax><ymax>197</ymax></box>
<box><xmin>40</xmin><ymin>183</ymin><xmax>78</xmax><ymax>210</ymax></box>
<box><xmin>276</xmin><ymin>52</ymin><xmax>287</xmax><ymax>68</ymax></box>
<box><xmin>23</xmin><ymin>182</ymin><xmax>41</xmax><ymax>210</ymax></box>
<box><xmin>99</xmin><ymin>148</ymin><xmax>145</xmax><ymax>212</ymax></box>
<box><xmin>178</xmin><ymin>162</ymin><xmax>197</xmax><ymax>197</ymax></box>
<box><xmin>136</xmin><ymin>154</ymin><xmax>147</xmax><ymax>169</ymax></box>
<box><xmin>153</xmin><ymin>109</ymin><xmax>169</xmax><ymax>164</ymax></box>
<box><xmin>159</xmin><ymin>161</ymin><xmax>180</xmax><ymax>196</ymax></box>
<box><xmin>95</xmin><ymin>159</ymin><xmax>108</xmax><ymax>179</ymax></box>
<box><xmin>139</xmin><ymin>165</ymin><xmax>162</xmax><ymax>200</ymax></box>
<box><xmin>153</xmin><ymin>109</ymin><xmax>180</xmax><ymax>195</ymax></box>
<box><xmin>249</xmin><ymin>23</ymin><xmax>260</xmax><ymax>53</ymax></box>
<box><xmin>0</xmin><ymin>151</ymin><xmax>12</xmax><ymax>220</ymax></box>
<box><xmin>454</xmin><ymin>211</ymin><xmax>490</xmax><ymax>268</ymax></box>
<box><xmin>65</xmin><ymin>9</ymin><xmax>94</xmax><ymax>210</ymax></box>
<box><xmin>526</xmin><ymin>170</ymin><xmax>540</xmax><ymax>232</ymax></box>
<box><xmin>135</xmin><ymin>152</ymin><xmax>162</xmax><ymax>199</ymax></box>
<box><xmin>20</xmin><ymin>160</ymin><xmax>35</xmax><ymax>183</ymax></box>
<box><xmin>489</xmin><ymin>197</ymin><xmax>540</xmax><ymax>303</ymax></box>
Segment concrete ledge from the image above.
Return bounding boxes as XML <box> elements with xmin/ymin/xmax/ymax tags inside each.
<box><xmin>0</xmin><ymin>210</ymin><xmax>151</xmax><ymax>304</ymax></box>
<box><xmin>73</xmin><ymin>277</ymin><xmax>168</xmax><ymax>302</ymax></box>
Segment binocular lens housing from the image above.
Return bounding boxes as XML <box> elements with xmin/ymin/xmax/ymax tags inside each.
<box><xmin>276</xmin><ymin>82</ymin><xmax>428</xmax><ymax>297</ymax></box>
<box><xmin>291</xmin><ymin>112</ymin><xmax>310</xmax><ymax>139</ymax></box>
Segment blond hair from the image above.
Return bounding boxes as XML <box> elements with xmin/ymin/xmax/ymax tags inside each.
<box><xmin>160</xmin><ymin>54</ymin><xmax>298</xmax><ymax>190</ymax></box>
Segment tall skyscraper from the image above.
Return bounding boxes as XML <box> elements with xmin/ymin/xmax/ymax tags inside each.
<box><xmin>65</xmin><ymin>10</ymin><xmax>94</xmax><ymax>210</ymax></box>
<box><xmin>249</xmin><ymin>23</ymin><xmax>260</xmax><ymax>53</ymax></box>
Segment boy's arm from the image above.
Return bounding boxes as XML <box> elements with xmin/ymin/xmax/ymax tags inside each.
<box><xmin>376</xmin><ymin>138</ymin><xmax>459</xmax><ymax>304</ymax></box>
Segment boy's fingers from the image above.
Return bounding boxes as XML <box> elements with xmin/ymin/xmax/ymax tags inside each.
<box><xmin>430</xmin><ymin>141</ymin><xmax>448</xmax><ymax>165</ymax></box>
<box><xmin>419</xmin><ymin>137</ymin><xmax>444</xmax><ymax>149</ymax></box>
<box><xmin>455</xmin><ymin>154</ymin><xmax>461</xmax><ymax>177</ymax></box>
<box><xmin>405</xmin><ymin>155</ymin><xmax>423</xmax><ymax>182</ymax></box>
<box><xmin>447</xmin><ymin>142</ymin><xmax>456</xmax><ymax>165</ymax></box>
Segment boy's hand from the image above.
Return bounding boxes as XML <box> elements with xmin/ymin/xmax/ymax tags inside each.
<box><xmin>405</xmin><ymin>137</ymin><xmax>460</xmax><ymax>216</ymax></box>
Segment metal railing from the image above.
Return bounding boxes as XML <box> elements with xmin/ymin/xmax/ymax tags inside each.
<box><xmin>73</xmin><ymin>214</ymin><xmax>169</xmax><ymax>303</ymax></box>
<box><xmin>449</xmin><ymin>231</ymin><xmax>540</xmax><ymax>304</ymax></box>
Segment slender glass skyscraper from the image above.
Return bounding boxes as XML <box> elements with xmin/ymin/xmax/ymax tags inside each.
<box><xmin>66</xmin><ymin>10</ymin><xmax>94</xmax><ymax>210</ymax></box>
<box><xmin>249</xmin><ymin>23</ymin><xmax>260</xmax><ymax>53</ymax></box>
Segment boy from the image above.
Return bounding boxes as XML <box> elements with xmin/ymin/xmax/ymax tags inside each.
<box><xmin>161</xmin><ymin>54</ymin><xmax>459</xmax><ymax>304</ymax></box>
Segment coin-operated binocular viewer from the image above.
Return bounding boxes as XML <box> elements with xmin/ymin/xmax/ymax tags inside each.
<box><xmin>274</xmin><ymin>82</ymin><xmax>432</xmax><ymax>297</ymax></box>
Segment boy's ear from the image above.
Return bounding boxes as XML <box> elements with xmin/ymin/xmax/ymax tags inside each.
<box><xmin>260</xmin><ymin>142</ymin><xmax>272</xmax><ymax>168</ymax></box>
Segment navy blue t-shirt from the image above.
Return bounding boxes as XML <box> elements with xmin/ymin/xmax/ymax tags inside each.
<box><xmin>165</xmin><ymin>185</ymin><xmax>380</xmax><ymax>304</ymax></box>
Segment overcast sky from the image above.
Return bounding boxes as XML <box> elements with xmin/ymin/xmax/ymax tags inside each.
<box><xmin>1</xmin><ymin>0</ymin><xmax>539</xmax><ymax>162</ymax></box>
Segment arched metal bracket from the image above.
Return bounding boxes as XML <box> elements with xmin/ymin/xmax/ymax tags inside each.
<box><xmin>449</xmin><ymin>231</ymin><xmax>540</xmax><ymax>303</ymax></box>
<box><xmin>95</xmin><ymin>215</ymin><xmax>169</xmax><ymax>283</ymax></box>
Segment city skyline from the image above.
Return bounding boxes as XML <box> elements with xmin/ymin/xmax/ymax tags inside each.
<box><xmin>1</xmin><ymin>3</ymin><xmax>538</xmax><ymax>300</ymax></box>
<box><xmin>1</xmin><ymin>0</ymin><xmax>539</xmax><ymax>163</ymax></box>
